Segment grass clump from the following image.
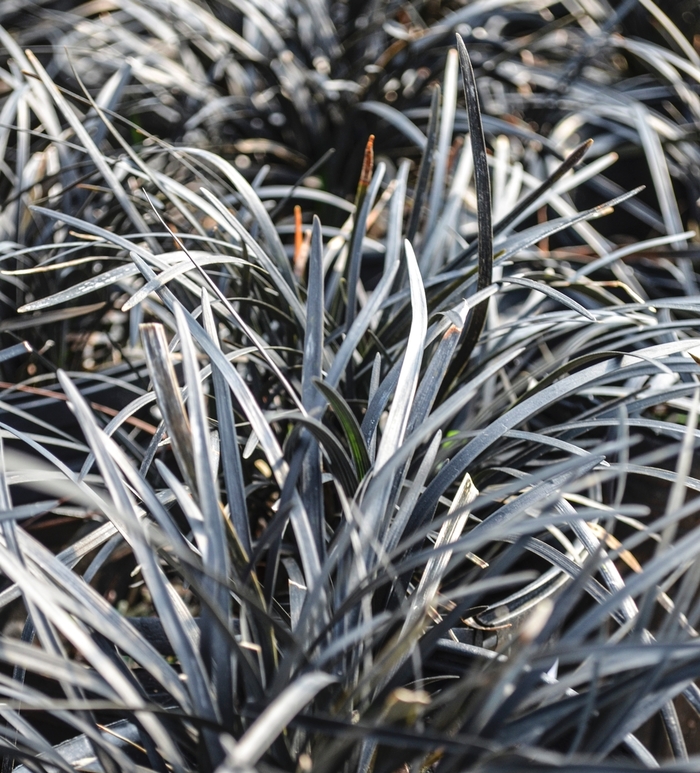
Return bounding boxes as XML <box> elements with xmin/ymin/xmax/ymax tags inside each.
<box><xmin>0</xmin><ymin>1</ymin><xmax>700</xmax><ymax>771</ymax></box>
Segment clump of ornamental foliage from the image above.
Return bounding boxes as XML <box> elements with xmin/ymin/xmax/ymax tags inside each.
<box><xmin>0</xmin><ymin>1</ymin><xmax>700</xmax><ymax>771</ymax></box>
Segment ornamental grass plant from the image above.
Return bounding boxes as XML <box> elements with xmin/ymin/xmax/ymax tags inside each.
<box><xmin>0</xmin><ymin>1</ymin><xmax>700</xmax><ymax>771</ymax></box>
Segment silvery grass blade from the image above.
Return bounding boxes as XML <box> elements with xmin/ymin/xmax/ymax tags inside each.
<box><xmin>82</xmin><ymin>532</ymin><xmax>122</xmax><ymax>587</ymax></box>
<box><xmin>156</xmin><ymin>476</ymin><xmax>275</xmax><ymax>713</ymax></box>
<box><xmin>57</xmin><ymin>371</ymin><xmax>219</xmax><ymax>726</ymax></box>
<box><xmin>371</xmin><ymin>241</ymin><xmax>426</xmax><ymax>474</ymax></box>
<box><xmin>434</xmin><ymin>188</ymin><xmax>644</xmax><ymax>327</ymax></box>
<box><xmin>485</xmin><ymin>137</ymin><xmax>594</xmax><ymax>241</ymax></box>
<box><xmin>100</xmin><ymin>456</ymin><xmax>213</xmax><ymax>660</ymax></box>
<box><xmin>0</xmin><ymin>303</ymin><xmax>107</xmax><ymax>333</ymax></box>
<box><xmin>0</xmin><ymin>438</ymin><xmax>51</xmax><ymax>744</ymax></box>
<box><xmin>90</xmin><ymin>427</ymin><xmax>199</xmax><ymax>566</ymax></box>
<box><xmin>406</xmin><ymin>84</ymin><xmax>440</xmax><ymax>246</ymax></box>
<box><xmin>120</xmin><ymin>252</ymin><xmax>251</xmax><ymax>312</ymax></box>
<box><xmin>83</xmin><ymin>61</ymin><xmax>131</xmax><ymax>147</ymax></box>
<box><xmin>133</xmin><ymin>247</ymin><xmax>290</xmax><ymax>490</ymax></box>
<box><xmin>366</xmin><ymin>355</ymin><xmax>381</xmax><ymax>463</ymax></box>
<box><xmin>495</xmin><ymin>276</ymin><xmax>595</xmax><ymax>321</ymax></box>
<box><xmin>0</xmin><ymin>638</ymin><xmax>126</xmax><ymax>701</ymax></box>
<box><xmin>0</xmin><ymin>69</ymin><xmax>22</xmax><ymax>188</ymax></box>
<box><xmin>311</xmin><ymin>611</ymin><xmax>393</xmax><ymax>671</ymax></box>
<box><xmin>129</xmin><ymin>233</ymin><xmax>303</xmax><ymax>416</ymax></box>
<box><xmin>201</xmin><ymin>292</ymin><xmax>251</xmax><ymax>558</ymax></box>
<box><xmin>661</xmin><ymin>701</ymin><xmax>688</xmax><ymax>762</ymax></box>
<box><xmin>561</xmin><ymin>500</ymin><xmax>638</xmax><ymax>622</ymax></box>
<box><xmin>260</xmin><ymin>185</ymin><xmax>354</xmax><ymax>215</ymax></box>
<box><xmin>406</xmin><ymin>305</ymin><xmax>468</xmax><ymax>435</ymax></box>
<box><xmin>504</xmin><ymin>151</ymin><xmax>621</xmax><ymax>236</ymax></box>
<box><xmin>172</xmin><ymin>301</ymin><xmax>232</xmax><ymax>692</ymax></box>
<box><xmin>0</xmin><ymin>499</ymin><xmax>60</xmax><ymax>524</ymax></box>
<box><xmin>299</xmin><ymin>0</ymin><xmax>340</xmax><ymax>57</ymax></box>
<box><xmin>282</xmin><ymin>557</ymin><xmax>306</xmax><ymax>633</ymax></box>
<box><xmin>155</xmin><ymin>459</ymin><xmax>208</xmax><ymax>557</ymax></box>
<box><xmin>419</xmin><ymin>131</ymin><xmax>474</xmax><ymax>277</ymax></box>
<box><xmin>0</xmin><ymin>341</ymin><xmax>30</xmax><ymax>364</ymax></box>
<box><xmin>0</xmin><ymin>401</ymin><xmax>76</xmax><ymax>450</ymax></box>
<box><xmin>358</xmin><ymin>241</ymin><xmax>426</xmax><ymax>569</ymax></box>
<box><xmin>0</xmin><ymin>27</ymin><xmax>65</xmax><ymax>162</ymax></box>
<box><xmin>17</xmin><ymin>263</ymin><xmax>141</xmax><ymax>313</ymax></box>
<box><xmin>633</xmin><ymin>104</ymin><xmax>687</xmax><ymax>250</ymax></box>
<box><xmin>0</xmin><ymin>708</ymin><xmax>138</xmax><ymax>773</ymax></box>
<box><xmin>302</xmin><ymin>217</ymin><xmax>325</xmax><ymax>411</ymax></box>
<box><xmin>520</xmin><ymin>338</ymin><xmax>695</xmax><ymax>399</ymax></box>
<box><xmin>67</xmin><ymin>61</ymin><xmax>182</xmax><ymax>232</ymax></box>
<box><xmin>520</xmin><ymin>642</ymin><xmax>700</xmax><ymax>707</ymax></box>
<box><xmin>357</xmin><ymin>102</ymin><xmax>427</xmax><ymax>150</ymax></box>
<box><xmin>661</xmin><ymin>387</ymin><xmax>700</xmax><ymax>529</ymax></box>
<box><xmin>300</xmin><ymin>216</ymin><xmax>324</xmax><ymax>558</ymax></box>
<box><xmin>345</xmin><ymin>160</ymin><xmax>386</xmax><ymax>336</ymax></box>
<box><xmin>563</xmin><ymin>516</ymin><xmax>700</xmax><ymax>646</ymax></box>
<box><xmin>440</xmin><ymin>35</ymin><xmax>493</xmax><ymax>392</ymax></box>
<box><xmin>219</xmin><ymin>672</ymin><xmax>336</xmax><ymax>771</ymax></box>
<box><xmin>0</xmin><ymin>700</ymin><xmax>74</xmax><ymax>773</ymax></box>
<box><xmin>423</xmin><ymin>48</ymin><xmax>458</xmax><ymax>250</ymax></box>
<box><xmin>267</xmin><ymin>148</ymin><xmax>336</xmax><ymax>220</ymax></box>
<box><xmin>78</xmin><ymin>341</ymin><xmax>255</xmax><ymax>480</ymax></box>
<box><xmin>379</xmin><ymin>158</ymin><xmax>410</xmax><ymax>319</ymax></box>
<box><xmin>0</xmin><ymin>423</ymin><xmax>111</xmax><ymax>520</ymax></box>
<box><xmin>78</xmin><ymin>390</ymin><xmax>159</xmax><ymax>481</ymax></box>
<box><xmin>575</xmin><ymin>231</ymin><xmax>696</xmax><ymax>280</ymax></box>
<box><xmin>360</xmin><ymin>359</ymin><xmax>401</xmax><ymax>448</ymax></box>
<box><xmin>271</xmin><ymin>496</ymin><xmax>367</xmax><ymax>687</ymax></box>
<box><xmin>141</xmin><ymin>322</ymin><xmax>197</xmax><ymax>493</ymax></box>
<box><xmin>394</xmin><ymin>453</ymin><xmax>608</xmax><ymax>596</ymax></box>
<box><xmin>520</xmin><ymin>647</ymin><xmax>697</xmax><ymax>754</ymax></box>
<box><xmin>146</xmin><ymin>470</ymin><xmax>267</xmax><ymax>698</ymax></box>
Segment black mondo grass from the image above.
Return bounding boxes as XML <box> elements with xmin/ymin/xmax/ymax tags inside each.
<box><xmin>0</xmin><ymin>1</ymin><xmax>700</xmax><ymax>772</ymax></box>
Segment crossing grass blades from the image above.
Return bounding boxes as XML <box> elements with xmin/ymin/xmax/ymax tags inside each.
<box><xmin>1</xmin><ymin>1</ymin><xmax>700</xmax><ymax>771</ymax></box>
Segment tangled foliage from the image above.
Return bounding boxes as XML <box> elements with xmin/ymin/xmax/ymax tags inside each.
<box><xmin>0</xmin><ymin>1</ymin><xmax>700</xmax><ymax>772</ymax></box>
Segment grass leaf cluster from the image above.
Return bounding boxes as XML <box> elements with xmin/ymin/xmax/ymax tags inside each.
<box><xmin>0</xmin><ymin>1</ymin><xmax>699</xmax><ymax>771</ymax></box>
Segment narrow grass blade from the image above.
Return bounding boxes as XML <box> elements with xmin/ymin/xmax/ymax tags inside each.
<box><xmin>221</xmin><ymin>672</ymin><xmax>336</xmax><ymax>769</ymax></box>
<box><xmin>301</xmin><ymin>216</ymin><xmax>325</xmax><ymax>557</ymax></box>
<box><xmin>201</xmin><ymin>292</ymin><xmax>251</xmax><ymax>558</ymax></box>
<box><xmin>141</xmin><ymin>323</ymin><xmax>197</xmax><ymax>492</ymax></box>
<box><xmin>442</xmin><ymin>34</ymin><xmax>494</xmax><ymax>390</ymax></box>
<box><xmin>406</xmin><ymin>84</ymin><xmax>440</xmax><ymax>245</ymax></box>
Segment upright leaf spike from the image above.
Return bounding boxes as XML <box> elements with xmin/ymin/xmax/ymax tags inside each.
<box><xmin>441</xmin><ymin>34</ymin><xmax>493</xmax><ymax>395</ymax></box>
<box><xmin>456</xmin><ymin>34</ymin><xmax>492</xmax><ymax>293</ymax></box>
